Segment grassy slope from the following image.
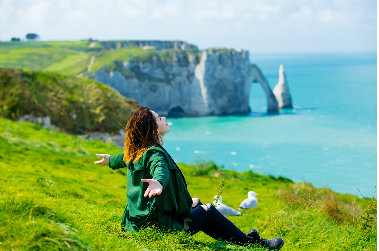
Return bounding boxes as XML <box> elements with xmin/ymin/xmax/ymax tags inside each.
<box><xmin>0</xmin><ymin>118</ymin><xmax>376</xmax><ymax>251</ymax></box>
<box><xmin>0</xmin><ymin>41</ymin><xmax>92</xmax><ymax>73</ymax></box>
<box><xmin>0</xmin><ymin>68</ymin><xmax>137</xmax><ymax>134</ymax></box>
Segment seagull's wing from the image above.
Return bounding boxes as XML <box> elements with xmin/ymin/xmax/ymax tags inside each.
<box><xmin>239</xmin><ymin>198</ymin><xmax>258</xmax><ymax>209</ymax></box>
<box><xmin>216</xmin><ymin>204</ymin><xmax>241</xmax><ymax>216</ymax></box>
<box><xmin>239</xmin><ymin>198</ymin><xmax>249</xmax><ymax>209</ymax></box>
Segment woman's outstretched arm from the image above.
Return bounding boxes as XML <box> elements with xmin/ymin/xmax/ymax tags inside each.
<box><xmin>142</xmin><ymin>151</ymin><xmax>170</xmax><ymax>198</ymax></box>
<box><xmin>94</xmin><ymin>154</ymin><xmax>111</xmax><ymax>165</ymax></box>
<box><xmin>95</xmin><ymin>152</ymin><xmax>126</xmax><ymax>170</ymax></box>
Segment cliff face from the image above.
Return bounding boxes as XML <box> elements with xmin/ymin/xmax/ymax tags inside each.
<box><xmin>99</xmin><ymin>40</ymin><xmax>198</xmax><ymax>51</ymax></box>
<box><xmin>193</xmin><ymin>51</ymin><xmax>278</xmax><ymax>115</ymax></box>
<box><xmin>94</xmin><ymin>47</ymin><xmax>278</xmax><ymax>117</ymax></box>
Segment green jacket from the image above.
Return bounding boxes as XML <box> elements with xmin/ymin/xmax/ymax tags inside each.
<box><xmin>109</xmin><ymin>146</ymin><xmax>193</xmax><ymax>232</ymax></box>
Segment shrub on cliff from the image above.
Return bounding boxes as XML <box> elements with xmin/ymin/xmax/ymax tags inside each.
<box><xmin>26</xmin><ymin>33</ymin><xmax>40</xmax><ymax>41</ymax></box>
<box><xmin>0</xmin><ymin>68</ymin><xmax>137</xmax><ymax>134</ymax></box>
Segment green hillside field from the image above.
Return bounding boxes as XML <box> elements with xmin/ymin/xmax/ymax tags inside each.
<box><xmin>0</xmin><ymin>41</ymin><xmax>94</xmax><ymax>73</ymax></box>
<box><xmin>0</xmin><ymin>41</ymin><xmax>200</xmax><ymax>78</ymax></box>
<box><xmin>0</xmin><ymin>117</ymin><xmax>376</xmax><ymax>250</ymax></box>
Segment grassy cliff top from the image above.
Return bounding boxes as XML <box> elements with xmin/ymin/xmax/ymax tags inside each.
<box><xmin>0</xmin><ymin>67</ymin><xmax>137</xmax><ymax>134</ymax></box>
<box><xmin>0</xmin><ymin>40</ymin><xmax>205</xmax><ymax>77</ymax></box>
<box><xmin>0</xmin><ymin>41</ymin><xmax>94</xmax><ymax>71</ymax></box>
<box><xmin>0</xmin><ymin>117</ymin><xmax>376</xmax><ymax>250</ymax></box>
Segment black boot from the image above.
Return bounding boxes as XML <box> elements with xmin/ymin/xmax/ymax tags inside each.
<box><xmin>247</xmin><ymin>229</ymin><xmax>284</xmax><ymax>250</ymax></box>
<box><xmin>247</xmin><ymin>229</ymin><xmax>260</xmax><ymax>239</ymax></box>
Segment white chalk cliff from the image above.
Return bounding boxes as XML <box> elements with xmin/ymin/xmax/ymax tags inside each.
<box><xmin>273</xmin><ymin>65</ymin><xmax>293</xmax><ymax>109</ymax></box>
<box><xmin>94</xmin><ymin>46</ymin><xmax>280</xmax><ymax>117</ymax></box>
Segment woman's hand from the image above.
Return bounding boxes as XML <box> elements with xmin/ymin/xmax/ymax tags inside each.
<box><xmin>192</xmin><ymin>198</ymin><xmax>201</xmax><ymax>208</ymax></box>
<box><xmin>141</xmin><ymin>179</ymin><xmax>163</xmax><ymax>198</ymax></box>
<box><xmin>94</xmin><ymin>154</ymin><xmax>111</xmax><ymax>166</ymax></box>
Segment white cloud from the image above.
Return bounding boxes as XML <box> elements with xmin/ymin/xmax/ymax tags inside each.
<box><xmin>318</xmin><ymin>8</ymin><xmax>335</xmax><ymax>23</ymax></box>
<box><xmin>290</xmin><ymin>6</ymin><xmax>312</xmax><ymax>20</ymax></box>
<box><xmin>15</xmin><ymin>1</ymin><xmax>52</xmax><ymax>25</ymax></box>
<box><xmin>65</xmin><ymin>9</ymin><xmax>95</xmax><ymax>26</ymax></box>
<box><xmin>242</xmin><ymin>13</ymin><xmax>252</xmax><ymax>20</ymax></box>
<box><xmin>0</xmin><ymin>0</ymin><xmax>15</xmax><ymax>22</ymax></box>
<box><xmin>219</xmin><ymin>8</ymin><xmax>235</xmax><ymax>21</ymax></box>
<box><xmin>149</xmin><ymin>3</ymin><xmax>180</xmax><ymax>20</ymax></box>
<box><xmin>252</xmin><ymin>2</ymin><xmax>281</xmax><ymax>14</ymax></box>
<box><xmin>57</xmin><ymin>0</ymin><xmax>71</xmax><ymax>9</ymax></box>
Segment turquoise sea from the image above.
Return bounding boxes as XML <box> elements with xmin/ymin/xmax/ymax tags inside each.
<box><xmin>163</xmin><ymin>52</ymin><xmax>377</xmax><ymax>198</ymax></box>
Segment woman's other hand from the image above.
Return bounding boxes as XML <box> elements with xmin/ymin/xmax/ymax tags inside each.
<box><xmin>94</xmin><ymin>154</ymin><xmax>111</xmax><ymax>166</ymax></box>
<box><xmin>141</xmin><ymin>179</ymin><xmax>163</xmax><ymax>198</ymax></box>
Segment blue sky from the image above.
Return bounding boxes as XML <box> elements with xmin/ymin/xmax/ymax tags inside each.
<box><xmin>0</xmin><ymin>0</ymin><xmax>376</xmax><ymax>53</ymax></box>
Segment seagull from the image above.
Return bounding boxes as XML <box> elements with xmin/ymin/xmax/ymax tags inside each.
<box><xmin>238</xmin><ymin>191</ymin><xmax>258</xmax><ymax>210</ymax></box>
<box><xmin>214</xmin><ymin>195</ymin><xmax>241</xmax><ymax>216</ymax></box>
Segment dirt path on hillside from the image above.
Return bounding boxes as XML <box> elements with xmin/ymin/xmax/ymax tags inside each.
<box><xmin>88</xmin><ymin>56</ymin><xmax>95</xmax><ymax>72</ymax></box>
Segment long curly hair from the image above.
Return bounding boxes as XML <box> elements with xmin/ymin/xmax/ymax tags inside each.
<box><xmin>123</xmin><ymin>107</ymin><xmax>160</xmax><ymax>163</ymax></box>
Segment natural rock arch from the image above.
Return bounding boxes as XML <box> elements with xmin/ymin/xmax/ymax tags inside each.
<box><xmin>167</xmin><ymin>106</ymin><xmax>185</xmax><ymax>118</ymax></box>
<box><xmin>249</xmin><ymin>64</ymin><xmax>279</xmax><ymax>114</ymax></box>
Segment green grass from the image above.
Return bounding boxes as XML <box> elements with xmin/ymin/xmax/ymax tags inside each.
<box><xmin>0</xmin><ymin>41</ymin><xmax>91</xmax><ymax>72</ymax></box>
<box><xmin>0</xmin><ymin>117</ymin><xmax>376</xmax><ymax>250</ymax></box>
<box><xmin>45</xmin><ymin>54</ymin><xmax>90</xmax><ymax>75</ymax></box>
<box><xmin>87</xmin><ymin>47</ymin><xmax>151</xmax><ymax>73</ymax></box>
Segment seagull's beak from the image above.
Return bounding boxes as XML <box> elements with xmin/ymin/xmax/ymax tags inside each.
<box><xmin>256</xmin><ymin>194</ymin><xmax>259</xmax><ymax>196</ymax></box>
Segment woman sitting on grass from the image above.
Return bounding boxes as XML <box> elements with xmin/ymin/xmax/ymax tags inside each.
<box><xmin>94</xmin><ymin>107</ymin><xmax>284</xmax><ymax>250</ymax></box>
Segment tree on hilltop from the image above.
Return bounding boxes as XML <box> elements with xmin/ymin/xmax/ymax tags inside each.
<box><xmin>26</xmin><ymin>33</ymin><xmax>39</xmax><ymax>41</ymax></box>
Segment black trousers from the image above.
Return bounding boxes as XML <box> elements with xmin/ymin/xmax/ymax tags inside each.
<box><xmin>180</xmin><ymin>201</ymin><xmax>255</xmax><ymax>245</ymax></box>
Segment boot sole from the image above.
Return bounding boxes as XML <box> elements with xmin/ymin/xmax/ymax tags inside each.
<box><xmin>273</xmin><ymin>239</ymin><xmax>284</xmax><ymax>250</ymax></box>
